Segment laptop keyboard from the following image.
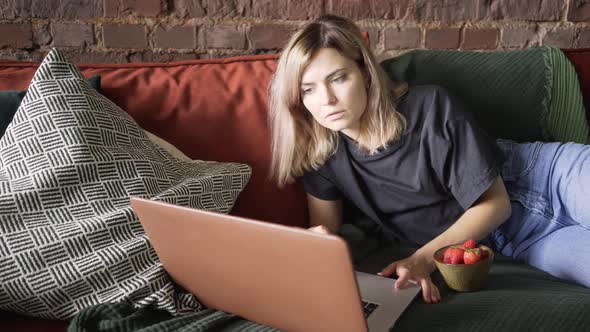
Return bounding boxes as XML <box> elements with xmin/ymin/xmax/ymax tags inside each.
<box><xmin>361</xmin><ymin>300</ymin><xmax>380</xmax><ymax>318</ymax></box>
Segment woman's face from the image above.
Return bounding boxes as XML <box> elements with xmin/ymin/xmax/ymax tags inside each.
<box><xmin>300</xmin><ymin>48</ymin><xmax>368</xmax><ymax>140</ymax></box>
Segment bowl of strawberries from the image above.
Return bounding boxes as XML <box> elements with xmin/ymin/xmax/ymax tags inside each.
<box><xmin>433</xmin><ymin>239</ymin><xmax>494</xmax><ymax>292</ymax></box>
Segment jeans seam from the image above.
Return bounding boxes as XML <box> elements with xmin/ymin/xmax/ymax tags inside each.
<box><xmin>513</xmin><ymin>142</ymin><xmax>543</xmax><ymax>179</ymax></box>
<box><xmin>570</xmin><ymin>219</ymin><xmax>590</xmax><ymax>231</ymax></box>
<box><xmin>509</xmin><ymin>187</ymin><xmax>557</xmax><ymax>221</ymax></box>
<box><xmin>511</xmin><ymin>188</ymin><xmax>586</xmax><ymax>230</ymax></box>
<box><xmin>511</xmin><ymin>196</ymin><xmax>570</xmax><ymax>228</ymax></box>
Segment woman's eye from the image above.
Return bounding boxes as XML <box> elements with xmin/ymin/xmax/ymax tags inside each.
<box><xmin>302</xmin><ymin>88</ymin><xmax>313</xmax><ymax>95</ymax></box>
<box><xmin>331</xmin><ymin>75</ymin><xmax>346</xmax><ymax>83</ymax></box>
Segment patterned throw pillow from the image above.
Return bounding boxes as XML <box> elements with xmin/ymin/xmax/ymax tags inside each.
<box><xmin>0</xmin><ymin>49</ymin><xmax>252</xmax><ymax>320</ymax></box>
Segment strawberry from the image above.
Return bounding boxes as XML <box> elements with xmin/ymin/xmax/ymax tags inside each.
<box><xmin>443</xmin><ymin>249</ymin><xmax>452</xmax><ymax>263</ymax></box>
<box><xmin>464</xmin><ymin>248</ymin><xmax>482</xmax><ymax>264</ymax></box>
<box><xmin>443</xmin><ymin>246</ymin><xmax>465</xmax><ymax>264</ymax></box>
<box><xmin>462</xmin><ymin>239</ymin><xmax>477</xmax><ymax>249</ymax></box>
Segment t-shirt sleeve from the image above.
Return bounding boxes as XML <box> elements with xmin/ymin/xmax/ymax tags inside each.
<box><xmin>303</xmin><ymin>168</ymin><xmax>342</xmax><ymax>200</ymax></box>
<box><xmin>431</xmin><ymin>88</ymin><xmax>505</xmax><ymax>210</ymax></box>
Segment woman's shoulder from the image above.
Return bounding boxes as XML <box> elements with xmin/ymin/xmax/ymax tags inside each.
<box><xmin>396</xmin><ymin>84</ymin><xmax>450</xmax><ymax>116</ymax></box>
<box><xmin>396</xmin><ymin>84</ymin><xmax>472</xmax><ymax>137</ymax></box>
<box><xmin>400</xmin><ymin>84</ymin><xmax>466</xmax><ymax>117</ymax></box>
<box><xmin>402</xmin><ymin>84</ymin><xmax>454</xmax><ymax>103</ymax></box>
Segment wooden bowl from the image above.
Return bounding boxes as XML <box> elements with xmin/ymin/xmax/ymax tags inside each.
<box><xmin>433</xmin><ymin>244</ymin><xmax>494</xmax><ymax>292</ymax></box>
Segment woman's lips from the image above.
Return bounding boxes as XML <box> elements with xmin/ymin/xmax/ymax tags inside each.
<box><xmin>326</xmin><ymin>111</ymin><xmax>345</xmax><ymax>120</ymax></box>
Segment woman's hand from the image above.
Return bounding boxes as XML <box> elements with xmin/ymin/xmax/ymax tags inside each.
<box><xmin>378</xmin><ymin>254</ymin><xmax>441</xmax><ymax>304</ymax></box>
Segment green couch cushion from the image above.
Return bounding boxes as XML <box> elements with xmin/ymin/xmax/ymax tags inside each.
<box><xmin>381</xmin><ymin>47</ymin><xmax>590</xmax><ymax>144</ymax></box>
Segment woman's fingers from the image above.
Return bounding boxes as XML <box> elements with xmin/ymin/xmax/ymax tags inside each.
<box><xmin>394</xmin><ymin>269</ymin><xmax>410</xmax><ymax>289</ymax></box>
<box><xmin>378</xmin><ymin>257</ymin><xmax>441</xmax><ymax>303</ymax></box>
<box><xmin>431</xmin><ymin>285</ymin><xmax>441</xmax><ymax>303</ymax></box>
<box><xmin>420</xmin><ymin>278</ymin><xmax>441</xmax><ymax>304</ymax></box>
<box><xmin>378</xmin><ymin>261</ymin><xmax>398</xmax><ymax>278</ymax></box>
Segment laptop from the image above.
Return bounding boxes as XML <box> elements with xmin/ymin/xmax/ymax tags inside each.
<box><xmin>130</xmin><ymin>197</ymin><xmax>420</xmax><ymax>332</ymax></box>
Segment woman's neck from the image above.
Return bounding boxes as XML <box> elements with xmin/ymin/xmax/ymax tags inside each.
<box><xmin>340</xmin><ymin>131</ymin><xmax>384</xmax><ymax>154</ymax></box>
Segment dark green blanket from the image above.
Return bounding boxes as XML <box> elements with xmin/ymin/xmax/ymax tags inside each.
<box><xmin>69</xmin><ymin>243</ymin><xmax>590</xmax><ymax>332</ymax></box>
<box><xmin>68</xmin><ymin>305</ymin><xmax>276</xmax><ymax>332</ymax></box>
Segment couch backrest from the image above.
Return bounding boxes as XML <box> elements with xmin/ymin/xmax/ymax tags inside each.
<box><xmin>0</xmin><ymin>55</ymin><xmax>309</xmax><ymax>228</ymax></box>
<box><xmin>2</xmin><ymin>49</ymin><xmax>589</xmax><ymax>228</ymax></box>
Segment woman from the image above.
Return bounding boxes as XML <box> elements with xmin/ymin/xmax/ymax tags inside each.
<box><xmin>269</xmin><ymin>15</ymin><xmax>590</xmax><ymax>304</ymax></box>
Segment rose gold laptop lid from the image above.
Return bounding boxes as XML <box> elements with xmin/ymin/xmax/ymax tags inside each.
<box><xmin>130</xmin><ymin>197</ymin><xmax>368</xmax><ymax>332</ymax></box>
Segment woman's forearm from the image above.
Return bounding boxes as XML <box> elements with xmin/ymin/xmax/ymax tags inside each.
<box><xmin>415</xmin><ymin>176</ymin><xmax>512</xmax><ymax>268</ymax></box>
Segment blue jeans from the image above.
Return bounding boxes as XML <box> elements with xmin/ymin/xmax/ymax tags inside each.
<box><xmin>486</xmin><ymin>139</ymin><xmax>590</xmax><ymax>287</ymax></box>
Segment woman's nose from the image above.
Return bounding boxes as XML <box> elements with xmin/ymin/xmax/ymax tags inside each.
<box><xmin>320</xmin><ymin>86</ymin><xmax>337</xmax><ymax>105</ymax></box>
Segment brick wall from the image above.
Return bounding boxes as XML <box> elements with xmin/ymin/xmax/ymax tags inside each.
<box><xmin>1</xmin><ymin>0</ymin><xmax>590</xmax><ymax>63</ymax></box>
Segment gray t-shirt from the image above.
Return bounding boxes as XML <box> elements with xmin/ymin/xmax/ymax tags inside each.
<box><xmin>303</xmin><ymin>85</ymin><xmax>504</xmax><ymax>246</ymax></box>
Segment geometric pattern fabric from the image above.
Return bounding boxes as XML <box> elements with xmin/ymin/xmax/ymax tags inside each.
<box><xmin>0</xmin><ymin>48</ymin><xmax>252</xmax><ymax>319</ymax></box>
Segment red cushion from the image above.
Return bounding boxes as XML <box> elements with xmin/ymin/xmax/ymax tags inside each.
<box><xmin>563</xmin><ymin>49</ymin><xmax>590</xmax><ymax>124</ymax></box>
<box><xmin>0</xmin><ymin>55</ymin><xmax>308</xmax><ymax>229</ymax></box>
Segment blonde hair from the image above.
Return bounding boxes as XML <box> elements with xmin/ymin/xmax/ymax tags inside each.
<box><xmin>269</xmin><ymin>15</ymin><xmax>407</xmax><ymax>187</ymax></box>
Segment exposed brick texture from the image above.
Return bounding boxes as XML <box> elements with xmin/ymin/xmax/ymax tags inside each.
<box><xmin>416</xmin><ymin>0</ymin><xmax>477</xmax><ymax>22</ymax></box>
<box><xmin>32</xmin><ymin>0</ymin><xmax>103</xmax><ymax>19</ymax></box>
<box><xmin>286</xmin><ymin>0</ymin><xmax>324</xmax><ymax>19</ymax></box>
<box><xmin>60</xmin><ymin>49</ymin><xmax>129</xmax><ymax>63</ymax></box>
<box><xmin>328</xmin><ymin>0</ymin><xmax>411</xmax><ymax>20</ymax></box>
<box><xmin>251</xmin><ymin>0</ymin><xmax>286</xmax><ymax>19</ymax></box>
<box><xmin>329</xmin><ymin>0</ymin><xmax>379</xmax><ymax>20</ymax></box>
<box><xmin>463</xmin><ymin>28</ymin><xmax>499</xmax><ymax>50</ymax></box>
<box><xmin>568</xmin><ymin>0</ymin><xmax>590</xmax><ymax>21</ymax></box>
<box><xmin>577</xmin><ymin>27</ymin><xmax>590</xmax><ymax>47</ymax></box>
<box><xmin>249</xmin><ymin>24</ymin><xmax>294</xmax><ymax>49</ymax></box>
<box><xmin>32</xmin><ymin>21</ymin><xmax>52</xmax><ymax>46</ymax></box>
<box><xmin>502</xmin><ymin>26</ymin><xmax>539</xmax><ymax>48</ymax></box>
<box><xmin>103</xmin><ymin>24</ymin><xmax>147</xmax><ymax>49</ymax></box>
<box><xmin>51</xmin><ymin>22</ymin><xmax>93</xmax><ymax>47</ymax></box>
<box><xmin>0</xmin><ymin>0</ymin><xmax>31</xmax><ymax>19</ymax></box>
<box><xmin>480</xmin><ymin>0</ymin><xmax>563</xmax><ymax>21</ymax></box>
<box><xmin>203</xmin><ymin>25</ymin><xmax>246</xmax><ymax>49</ymax></box>
<box><xmin>426</xmin><ymin>28</ymin><xmax>461</xmax><ymax>49</ymax></box>
<box><xmin>2</xmin><ymin>0</ymin><xmax>590</xmax><ymax>63</ymax></box>
<box><xmin>207</xmin><ymin>0</ymin><xmax>250</xmax><ymax>18</ymax></box>
<box><xmin>0</xmin><ymin>23</ymin><xmax>33</xmax><ymax>48</ymax></box>
<box><xmin>0</xmin><ymin>50</ymin><xmax>45</xmax><ymax>62</ymax></box>
<box><xmin>543</xmin><ymin>28</ymin><xmax>576</xmax><ymax>48</ymax></box>
<box><xmin>384</xmin><ymin>27</ymin><xmax>422</xmax><ymax>49</ymax></box>
<box><xmin>128</xmin><ymin>50</ymin><xmax>199</xmax><ymax>62</ymax></box>
<box><xmin>154</xmin><ymin>25</ymin><xmax>197</xmax><ymax>49</ymax></box>
<box><xmin>377</xmin><ymin>0</ymin><xmax>412</xmax><ymax>19</ymax></box>
<box><xmin>31</xmin><ymin>0</ymin><xmax>59</xmax><ymax>17</ymax></box>
<box><xmin>104</xmin><ymin>0</ymin><xmax>164</xmax><ymax>17</ymax></box>
<box><xmin>173</xmin><ymin>0</ymin><xmax>205</xmax><ymax>17</ymax></box>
